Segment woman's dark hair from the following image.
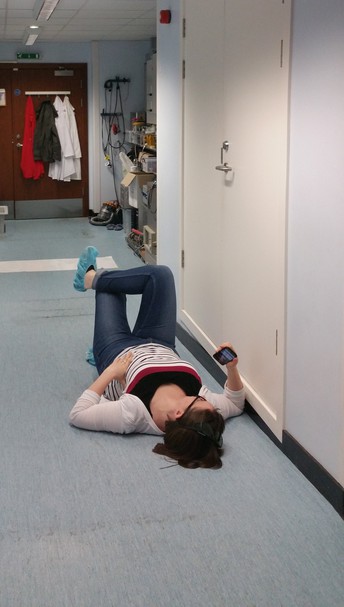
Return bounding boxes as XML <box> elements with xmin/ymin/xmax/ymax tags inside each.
<box><xmin>152</xmin><ymin>407</ymin><xmax>225</xmax><ymax>469</ymax></box>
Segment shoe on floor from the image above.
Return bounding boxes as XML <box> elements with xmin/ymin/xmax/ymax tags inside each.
<box><xmin>86</xmin><ymin>347</ymin><xmax>96</xmax><ymax>366</ymax></box>
<box><xmin>73</xmin><ymin>246</ymin><xmax>99</xmax><ymax>292</ymax></box>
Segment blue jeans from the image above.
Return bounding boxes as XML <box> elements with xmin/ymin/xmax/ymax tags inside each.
<box><xmin>92</xmin><ymin>265</ymin><xmax>177</xmax><ymax>373</ymax></box>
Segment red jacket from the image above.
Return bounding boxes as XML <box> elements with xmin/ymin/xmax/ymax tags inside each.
<box><xmin>20</xmin><ymin>95</ymin><xmax>44</xmax><ymax>180</ymax></box>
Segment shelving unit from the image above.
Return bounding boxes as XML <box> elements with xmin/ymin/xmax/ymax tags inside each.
<box><xmin>122</xmin><ymin>53</ymin><xmax>157</xmax><ymax>264</ymax></box>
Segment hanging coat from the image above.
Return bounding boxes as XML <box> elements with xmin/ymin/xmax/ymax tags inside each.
<box><xmin>20</xmin><ymin>95</ymin><xmax>44</xmax><ymax>180</ymax></box>
<box><xmin>34</xmin><ymin>99</ymin><xmax>61</xmax><ymax>163</ymax></box>
<box><xmin>64</xmin><ymin>96</ymin><xmax>81</xmax><ymax>180</ymax></box>
<box><xmin>48</xmin><ymin>96</ymin><xmax>82</xmax><ymax>181</ymax></box>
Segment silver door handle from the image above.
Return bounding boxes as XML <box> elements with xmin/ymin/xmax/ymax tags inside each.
<box><xmin>16</xmin><ymin>142</ymin><xmax>23</xmax><ymax>148</ymax></box>
<box><xmin>215</xmin><ymin>163</ymin><xmax>232</xmax><ymax>172</ymax></box>
<box><xmin>215</xmin><ymin>140</ymin><xmax>232</xmax><ymax>172</ymax></box>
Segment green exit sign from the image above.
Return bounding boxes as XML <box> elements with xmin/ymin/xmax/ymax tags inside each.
<box><xmin>16</xmin><ymin>53</ymin><xmax>40</xmax><ymax>60</ymax></box>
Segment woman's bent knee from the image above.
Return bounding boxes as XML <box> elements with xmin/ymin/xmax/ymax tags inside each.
<box><xmin>153</xmin><ymin>265</ymin><xmax>174</xmax><ymax>280</ymax></box>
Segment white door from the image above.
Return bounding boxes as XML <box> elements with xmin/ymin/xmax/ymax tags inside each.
<box><xmin>182</xmin><ymin>0</ymin><xmax>225</xmax><ymax>342</ymax></box>
<box><xmin>182</xmin><ymin>0</ymin><xmax>291</xmax><ymax>439</ymax></box>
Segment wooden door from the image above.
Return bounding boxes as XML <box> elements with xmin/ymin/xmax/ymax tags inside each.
<box><xmin>0</xmin><ymin>63</ymin><xmax>88</xmax><ymax>219</ymax></box>
<box><xmin>0</xmin><ymin>69</ymin><xmax>15</xmax><ymax>205</ymax></box>
<box><xmin>182</xmin><ymin>0</ymin><xmax>291</xmax><ymax>439</ymax></box>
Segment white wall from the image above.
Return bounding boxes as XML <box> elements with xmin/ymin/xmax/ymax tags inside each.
<box><xmin>286</xmin><ymin>0</ymin><xmax>344</xmax><ymax>485</ymax></box>
<box><xmin>0</xmin><ymin>40</ymin><xmax>150</xmax><ymax>211</ymax></box>
<box><xmin>95</xmin><ymin>40</ymin><xmax>152</xmax><ymax>207</ymax></box>
<box><xmin>156</xmin><ymin>0</ymin><xmax>184</xmax><ymax>298</ymax></box>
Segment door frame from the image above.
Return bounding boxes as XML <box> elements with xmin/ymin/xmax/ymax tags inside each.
<box><xmin>0</xmin><ymin>62</ymin><xmax>89</xmax><ymax>219</ymax></box>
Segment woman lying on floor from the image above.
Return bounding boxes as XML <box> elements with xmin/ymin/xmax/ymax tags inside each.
<box><xmin>69</xmin><ymin>247</ymin><xmax>245</xmax><ymax>469</ymax></box>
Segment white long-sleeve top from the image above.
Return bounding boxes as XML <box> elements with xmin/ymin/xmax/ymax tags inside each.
<box><xmin>69</xmin><ymin>382</ymin><xmax>245</xmax><ymax>436</ymax></box>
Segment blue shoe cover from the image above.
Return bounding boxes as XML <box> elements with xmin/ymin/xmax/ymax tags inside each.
<box><xmin>73</xmin><ymin>246</ymin><xmax>99</xmax><ymax>291</ymax></box>
<box><xmin>86</xmin><ymin>347</ymin><xmax>96</xmax><ymax>366</ymax></box>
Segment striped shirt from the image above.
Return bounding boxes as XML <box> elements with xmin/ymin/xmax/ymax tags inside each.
<box><xmin>104</xmin><ymin>343</ymin><xmax>201</xmax><ymax>402</ymax></box>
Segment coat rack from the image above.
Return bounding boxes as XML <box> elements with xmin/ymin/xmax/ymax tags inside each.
<box><xmin>25</xmin><ymin>91</ymin><xmax>71</xmax><ymax>96</ymax></box>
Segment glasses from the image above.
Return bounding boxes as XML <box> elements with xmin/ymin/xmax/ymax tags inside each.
<box><xmin>179</xmin><ymin>395</ymin><xmax>223</xmax><ymax>449</ymax></box>
<box><xmin>182</xmin><ymin>395</ymin><xmax>207</xmax><ymax>417</ymax></box>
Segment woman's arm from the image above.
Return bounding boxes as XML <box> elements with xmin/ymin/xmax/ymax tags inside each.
<box><xmin>200</xmin><ymin>342</ymin><xmax>245</xmax><ymax>419</ymax></box>
<box><xmin>215</xmin><ymin>342</ymin><xmax>244</xmax><ymax>391</ymax></box>
<box><xmin>88</xmin><ymin>352</ymin><xmax>133</xmax><ymax>395</ymax></box>
<box><xmin>69</xmin><ymin>352</ymin><xmax>134</xmax><ymax>432</ymax></box>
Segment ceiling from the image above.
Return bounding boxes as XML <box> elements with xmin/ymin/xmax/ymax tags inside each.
<box><xmin>0</xmin><ymin>0</ymin><xmax>157</xmax><ymax>44</ymax></box>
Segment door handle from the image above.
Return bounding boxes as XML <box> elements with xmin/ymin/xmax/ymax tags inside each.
<box><xmin>215</xmin><ymin>163</ymin><xmax>232</xmax><ymax>172</ymax></box>
<box><xmin>16</xmin><ymin>142</ymin><xmax>23</xmax><ymax>148</ymax></box>
<box><xmin>215</xmin><ymin>140</ymin><xmax>232</xmax><ymax>173</ymax></box>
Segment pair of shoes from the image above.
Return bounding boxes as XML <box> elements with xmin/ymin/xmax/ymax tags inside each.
<box><xmin>106</xmin><ymin>223</ymin><xmax>123</xmax><ymax>231</ymax></box>
<box><xmin>73</xmin><ymin>246</ymin><xmax>99</xmax><ymax>292</ymax></box>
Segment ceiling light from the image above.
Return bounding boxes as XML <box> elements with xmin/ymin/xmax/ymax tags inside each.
<box><xmin>33</xmin><ymin>0</ymin><xmax>61</xmax><ymax>21</ymax></box>
<box><xmin>23</xmin><ymin>26</ymin><xmax>40</xmax><ymax>46</ymax></box>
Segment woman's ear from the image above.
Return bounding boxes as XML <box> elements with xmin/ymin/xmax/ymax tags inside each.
<box><xmin>166</xmin><ymin>408</ymin><xmax>182</xmax><ymax>421</ymax></box>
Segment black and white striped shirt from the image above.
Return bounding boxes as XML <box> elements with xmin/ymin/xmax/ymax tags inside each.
<box><xmin>104</xmin><ymin>343</ymin><xmax>201</xmax><ymax>402</ymax></box>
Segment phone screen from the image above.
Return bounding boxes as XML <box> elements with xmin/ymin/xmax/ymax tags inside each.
<box><xmin>213</xmin><ymin>346</ymin><xmax>237</xmax><ymax>365</ymax></box>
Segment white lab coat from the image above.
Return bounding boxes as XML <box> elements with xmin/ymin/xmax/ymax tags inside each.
<box><xmin>48</xmin><ymin>96</ymin><xmax>81</xmax><ymax>181</ymax></box>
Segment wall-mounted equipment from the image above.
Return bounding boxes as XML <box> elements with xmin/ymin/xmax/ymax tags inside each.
<box><xmin>104</xmin><ymin>77</ymin><xmax>130</xmax><ymax>91</ymax></box>
<box><xmin>160</xmin><ymin>10</ymin><xmax>171</xmax><ymax>24</ymax></box>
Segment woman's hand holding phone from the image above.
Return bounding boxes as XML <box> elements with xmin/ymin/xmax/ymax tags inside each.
<box><xmin>213</xmin><ymin>343</ymin><xmax>238</xmax><ymax>366</ymax></box>
<box><xmin>213</xmin><ymin>343</ymin><xmax>243</xmax><ymax>391</ymax></box>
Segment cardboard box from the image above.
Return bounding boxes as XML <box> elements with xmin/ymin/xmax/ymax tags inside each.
<box><xmin>120</xmin><ymin>172</ymin><xmax>155</xmax><ymax>209</ymax></box>
<box><xmin>138</xmin><ymin>151</ymin><xmax>157</xmax><ymax>174</ymax></box>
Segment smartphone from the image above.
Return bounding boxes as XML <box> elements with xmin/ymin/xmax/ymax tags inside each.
<box><xmin>213</xmin><ymin>346</ymin><xmax>237</xmax><ymax>365</ymax></box>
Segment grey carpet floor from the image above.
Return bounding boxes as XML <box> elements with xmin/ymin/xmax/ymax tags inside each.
<box><xmin>0</xmin><ymin>219</ymin><xmax>343</xmax><ymax>607</ymax></box>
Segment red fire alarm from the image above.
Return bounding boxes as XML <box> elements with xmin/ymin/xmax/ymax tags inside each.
<box><xmin>160</xmin><ymin>10</ymin><xmax>171</xmax><ymax>24</ymax></box>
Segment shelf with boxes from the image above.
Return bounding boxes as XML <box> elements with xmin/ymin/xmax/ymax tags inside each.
<box><xmin>127</xmin><ymin>128</ymin><xmax>156</xmax><ymax>151</ymax></box>
<box><xmin>138</xmin><ymin>150</ymin><xmax>156</xmax><ymax>174</ymax></box>
<box><xmin>127</xmin><ymin>129</ymin><xmax>157</xmax><ymax>174</ymax></box>
<box><xmin>120</xmin><ymin>169</ymin><xmax>157</xmax><ymax>265</ymax></box>
<box><xmin>122</xmin><ymin>108</ymin><xmax>157</xmax><ymax>263</ymax></box>
<box><xmin>127</xmin><ymin>112</ymin><xmax>156</xmax><ymax>170</ymax></box>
